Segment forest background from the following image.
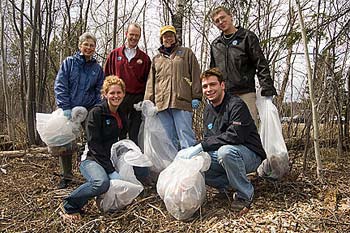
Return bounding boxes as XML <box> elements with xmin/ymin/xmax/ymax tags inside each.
<box><xmin>0</xmin><ymin>0</ymin><xmax>349</xmax><ymax>153</ymax></box>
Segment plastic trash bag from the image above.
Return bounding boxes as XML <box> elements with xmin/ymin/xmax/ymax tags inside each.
<box><xmin>71</xmin><ymin>107</ymin><xmax>88</xmax><ymax>135</ymax></box>
<box><xmin>157</xmin><ymin>152</ymin><xmax>211</xmax><ymax>220</ymax></box>
<box><xmin>136</xmin><ymin>100</ymin><xmax>178</xmax><ymax>173</ymax></box>
<box><xmin>96</xmin><ymin>139</ymin><xmax>152</xmax><ymax>212</ymax></box>
<box><xmin>256</xmin><ymin>91</ymin><xmax>290</xmax><ymax>179</ymax></box>
<box><xmin>36</xmin><ymin>107</ymin><xmax>87</xmax><ymax>147</ymax></box>
<box><xmin>96</xmin><ymin>179</ymin><xmax>144</xmax><ymax>213</ymax></box>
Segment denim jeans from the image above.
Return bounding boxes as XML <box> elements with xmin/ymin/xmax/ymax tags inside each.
<box><xmin>157</xmin><ymin>108</ymin><xmax>196</xmax><ymax>150</ymax></box>
<box><xmin>205</xmin><ymin>145</ymin><xmax>262</xmax><ymax>201</ymax></box>
<box><xmin>63</xmin><ymin>159</ymin><xmax>110</xmax><ymax>214</ymax></box>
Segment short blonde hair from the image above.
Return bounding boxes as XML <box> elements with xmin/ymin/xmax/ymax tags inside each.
<box><xmin>101</xmin><ymin>76</ymin><xmax>126</xmax><ymax>98</ymax></box>
<box><xmin>210</xmin><ymin>6</ymin><xmax>232</xmax><ymax>20</ymax></box>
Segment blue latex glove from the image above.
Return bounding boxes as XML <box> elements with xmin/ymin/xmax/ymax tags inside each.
<box><xmin>265</xmin><ymin>96</ymin><xmax>273</xmax><ymax>102</ymax></box>
<box><xmin>191</xmin><ymin>99</ymin><xmax>201</xmax><ymax>109</ymax></box>
<box><xmin>177</xmin><ymin>144</ymin><xmax>203</xmax><ymax>159</ymax></box>
<box><xmin>63</xmin><ymin>109</ymin><xmax>72</xmax><ymax>120</ymax></box>
<box><xmin>108</xmin><ymin>171</ymin><xmax>121</xmax><ymax>180</ymax></box>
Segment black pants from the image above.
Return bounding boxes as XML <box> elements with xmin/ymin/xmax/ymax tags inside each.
<box><xmin>119</xmin><ymin>93</ymin><xmax>144</xmax><ymax>146</ymax></box>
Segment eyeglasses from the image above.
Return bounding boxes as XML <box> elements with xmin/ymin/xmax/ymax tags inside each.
<box><xmin>81</xmin><ymin>43</ymin><xmax>96</xmax><ymax>48</ymax></box>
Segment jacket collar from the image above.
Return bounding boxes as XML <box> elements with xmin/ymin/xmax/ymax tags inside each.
<box><xmin>206</xmin><ymin>93</ymin><xmax>230</xmax><ymax>116</ymax></box>
<box><xmin>217</xmin><ymin>26</ymin><xmax>244</xmax><ymax>43</ymax></box>
<box><xmin>74</xmin><ymin>52</ymin><xmax>97</xmax><ymax>64</ymax></box>
<box><xmin>158</xmin><ymin>44</ymin><xmax>178</xmax><ymax>56</ymax></box>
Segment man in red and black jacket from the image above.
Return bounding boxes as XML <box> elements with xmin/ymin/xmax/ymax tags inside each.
<box><xmin>104</xmin><ymin>23</ymin><xmax>151</xmax><ymax>146</ymax></box>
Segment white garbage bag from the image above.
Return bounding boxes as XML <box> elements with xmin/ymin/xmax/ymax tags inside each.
<box><xmin>157</xmin><ymin>152</ymin><xmax>211</xmax><ymax>220</ymax></box>
<box><xmin>256</xmin><ymin>91</ymin><xmax>290</xmax><ymax>179</ymax></box>
<box><xmin>96</xmin><ymin>139</ymin><xmax>152</xmax><ymax>212</ymax></box>
<box><xmin>36</xmin><ymin>107</ymin><xmax>87</xmax><ymax>147</ymax></box>
<box><xmin>96</xmin><ymin>179</ymin><xmax>144</xmax><ymax>212</ymax></box>
<box><xmin>137</xmin><ymin>100</ymin><xmax>178</xmax><ymax>173</ymax></box>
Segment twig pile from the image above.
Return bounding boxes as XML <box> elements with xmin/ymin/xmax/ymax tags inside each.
<box><xmin>0</xmin><ymin>149</ymin><xmax>349</xmax><ymax>232</ymax></box>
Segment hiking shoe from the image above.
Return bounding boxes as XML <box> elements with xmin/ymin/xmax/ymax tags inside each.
<box><xmin>231</xmin><ymin>193</ymin><xmax>252</xmax><ymax>211</ymax></box>
<box><xmin>58</xmin><ymin>179</ymin><xmax>71</xmax><ymax>189</ymax></box>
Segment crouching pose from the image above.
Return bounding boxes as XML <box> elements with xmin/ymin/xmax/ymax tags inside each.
<box><xmin>177</xmin><ymin>68</ymin><xmax>266</xmax><ymax>213</ymax></box>
<box><xmin>61</xmin><ymin>76</ymin><xmax>127</xmax><ymax>221</ymax></box>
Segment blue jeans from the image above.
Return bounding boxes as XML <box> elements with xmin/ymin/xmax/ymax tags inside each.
<box><xmin>63</xmin><ymin>160</ymin><xmax>110</xmax><ymax>214</ymax></box>
<box><xmin>157</xmin><ymin>108</ymin><xmax>196</xmax><ymax>150</ymax></box>
<box><xmin>205</xmin><ymin>145</ymin><xmax>262</xmax><ymax>201</ymax></box>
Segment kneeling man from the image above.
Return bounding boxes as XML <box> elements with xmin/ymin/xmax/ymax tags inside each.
<box><xmin>177</xmin><ymin>67</ymin><xmax>266</xmax><ymax>212</ymax></box>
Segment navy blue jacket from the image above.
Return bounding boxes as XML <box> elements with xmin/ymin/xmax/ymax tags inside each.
<box><xmin>54</xmin><ymin>52</ymin><xmax>104</xmax><ymax>110</ymax></box>
<box><xmin>201</xmin><ymin>93</ymin><xmax>266</xmax><ymax>159</ymax></box>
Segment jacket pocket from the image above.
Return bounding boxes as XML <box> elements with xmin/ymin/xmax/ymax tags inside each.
<box><xmin>176</xmin><ymin>76</ymin><xmax>192</xmax><ymax>102</ymax></box>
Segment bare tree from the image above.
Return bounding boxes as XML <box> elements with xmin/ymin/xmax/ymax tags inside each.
<box><xmin>0</xmin><ymin>1</ymin><xmax>14</xmax><ymax>141</ymax></box>
<box><xmin>295</xmin><ymin>0</ymin><xmax>322</xmax><ymax>180</ymax></box>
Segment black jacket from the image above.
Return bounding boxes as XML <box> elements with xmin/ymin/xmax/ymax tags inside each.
<box><xmin>85</xmin><ymin>100</ymin><xmax>127</xmax><ymax>173</ymax></box>
<box><xmin>201</xmin><ymin>94</ymin><xmax>266</xmax><ymax>159</ymax></box>
<box><xmin>210</xmin><ymin>27</ymin><xmax>277</xmax><ymax>96</ymax></box>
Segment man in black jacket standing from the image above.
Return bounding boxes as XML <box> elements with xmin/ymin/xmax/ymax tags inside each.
<box><xmin>209</xmin><ymin>6</ymin><xmax>277</xmax><ymax>124</ymax></box>
<box><xmin>177</xmin><ymin>68</ymin><xmax>266</xmax><ymax>213</ymax></box>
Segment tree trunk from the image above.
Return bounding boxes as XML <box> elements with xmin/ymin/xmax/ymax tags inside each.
<box><xmin>295</xmin><ymin>0</ymin><xmax>322</xmax><ymax>180</ymax></box>
<box><xmin>0</xmin><ymin>4</ymin><xmax>14</xmax><ymax>141</ymax></box>
<box><xmin>26</xmin><ymin>0</ymin><xmax>41</xmax><ymax>145</ymax></box>
<box><xmin>172</xmin><ymin>0</ymin><xmax>185</xmax><ymax>45</ymax></box>
<box><xmin>113</xmin><ymin>0</ymin><xmax>118</xmax><ymax>48</ymax></box>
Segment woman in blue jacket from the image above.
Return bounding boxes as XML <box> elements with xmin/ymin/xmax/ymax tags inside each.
<box><xmin>61</xmin><ymin>76</ymin><xmax>126</xmax><ymax>221</ymax></box>
<box><xmin>53</xmin><ymin>32</ymin><xmax>104</xmax><ymax>189</ymax></box>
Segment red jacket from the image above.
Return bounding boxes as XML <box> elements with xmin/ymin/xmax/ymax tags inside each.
<box><xmin>104</xmin><ymin>45</ymin><xmax>151</xmax><ymax>94</ymax></box>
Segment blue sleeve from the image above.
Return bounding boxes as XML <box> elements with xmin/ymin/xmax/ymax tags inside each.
<box><xmin>54</xmin><ymin>58</ymin><xmax>72</xmax><ymax>110</ymax></box>
<box><xmin>95</xmin><ymin>67</ymin><xmax>104</xmax><ymax>104</ymax></box>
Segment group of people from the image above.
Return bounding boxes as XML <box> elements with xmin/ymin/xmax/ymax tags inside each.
<box><xmin>53</xmin><ymin>6</ymin><xmax>277</xmax><ymax>221</ymax></box>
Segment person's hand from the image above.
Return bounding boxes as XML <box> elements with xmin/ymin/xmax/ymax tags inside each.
<box><xmin>108</xmin><ymin>171</ymin><xmax>121</xmax><ymax>180</ymax></box>
<box><xmin>191</xmin><ymin>99</ymin><xmax>201</xmax><ymax>109</ymax></box>
<box><xmin>177</xmin><ymin>144</ymin><xmax>203</xmax><ymax>159</ymax></box>
<box><xmin>266</xmin><ymin>96</ymin><xmax>273</xmax><ymax>101</ymax></box>
<box><xmin>63</xmin><ymin>109</ymin><xmax>72</xmax><ymax>120</ymax></box>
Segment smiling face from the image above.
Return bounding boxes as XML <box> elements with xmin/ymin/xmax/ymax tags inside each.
<box><xmin>161</xmin><ymin>31</ymin><xmax>176</xmax><ymax>48</ymax></box>
<box><xmin>202</xmin><ymin>75</ymin><xmax>225</xmax><ymax>107</ymax></box>
<box><xmin>212</xmin><ymin>10</ymin><xmax>235</xmax><ymax>35</ymax></box>
<box><xmin>105</xmin><ymin>84</ymin><xmax>125</xmax><ymax>112</ymax></box>
<box><xmin>79</xmin><ymin>38</ymin><xmax>96</xmax><ymax>60</ymax></box>
<box><xmin>126</xmin><ymin>24</ymin><xmax>141</xmax><ymax>48</ymax></box>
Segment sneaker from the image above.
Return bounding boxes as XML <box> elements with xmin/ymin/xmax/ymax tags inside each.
<box><xmin>231</xmin><ymin>193</ymin><xmax>252</xmax><ymax>211</ymax></box>
<box><xmin>58</xmin><ymin>179</ymin><xmax>71</xmax><ymax>189</ymax></box>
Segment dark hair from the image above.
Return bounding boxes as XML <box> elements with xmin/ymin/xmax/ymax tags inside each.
<box><xmin>200</xmin><ymin>67</ymin><xmax>224</xmax><ymax>83</ymax></box>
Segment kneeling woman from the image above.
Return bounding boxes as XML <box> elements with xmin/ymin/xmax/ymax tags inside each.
<box><xmin>61</xmin><ymin>76</ymin><xmax>127</xmax><ymax>220</ymax></box>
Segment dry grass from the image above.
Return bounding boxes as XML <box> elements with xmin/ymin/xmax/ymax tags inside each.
<box><xmin>0</xmin><ymin>148</ymin><xmax>350</xmax><ymax>232</ymax></box>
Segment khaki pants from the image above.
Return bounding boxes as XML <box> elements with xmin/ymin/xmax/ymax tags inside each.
<box><xmin>237</xmin><ymin>92</ymin><xmax>258</xmax><ymax>126</ymax></box>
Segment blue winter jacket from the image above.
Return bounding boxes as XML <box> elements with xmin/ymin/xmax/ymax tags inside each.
<box><xmin>54</xmin><ymin>52</ymin><xmax>104</xmax><ymax>110</ymax></box>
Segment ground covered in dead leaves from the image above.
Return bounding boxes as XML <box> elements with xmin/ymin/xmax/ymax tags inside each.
<box><xmin>0</xmin><ymin>148</ymin><xmax>349</xmax><ymax>232</ymax></box>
